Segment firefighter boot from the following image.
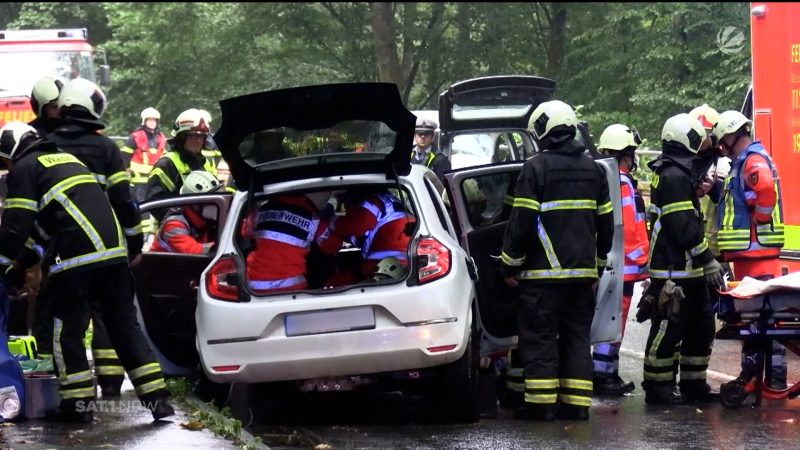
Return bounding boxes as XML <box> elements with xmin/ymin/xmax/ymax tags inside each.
<box><xmin>643</xmin><ymin>382</ymin><xmax>684</xmax><ymax>405</ymax></box>
<box><xmin>99</xmin><ymin>375</ymin><xmax>124</xmax><ymax>398</ymax></box>
<box><xmin>557</xmin><ymin>403</ymin><xmax>589</xmax><ymax>421</ymax></box>
<box><xmin>46</xmin><ymin>399</ymin><xmax>94</xmax><ymax>423</ymax></box>
<box><xmin>593</xmin><ymin>372</ymin><xmax>635</xmax><ymax>396</ymax></box>
<box><xmin>143</xmin><ymin>393</ymin><xmax>175</xmax><ymax>421</ymax></box>
<box><xmin>681</xmin><ymin>380</ymin><xmax>720</xmax><ymax>404</ymax></box>
<box><xmin>513</xmin><ymin>403</ymin><xmax>557</xmax><ymax>421</ymax></box>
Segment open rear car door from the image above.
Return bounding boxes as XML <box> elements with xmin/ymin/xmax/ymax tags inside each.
<box><xmin>443</xmin><ymin>158</ymin><xmax>624</xmax><ymax>354</ymax></box>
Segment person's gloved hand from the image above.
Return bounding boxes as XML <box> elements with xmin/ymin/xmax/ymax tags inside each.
<box><xmin>703</xmin><ymin>259</ymin><xmax>726</xmax><ymax>290</ymax></box>
<box><xmin>636</xmin><ymin>293</ymin><xmax>655</xmax><ymax>323</ymax></box>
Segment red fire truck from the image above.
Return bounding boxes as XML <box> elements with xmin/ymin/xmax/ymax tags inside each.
<box><xmin>747</xmin><ymin>2</ymin><xmax>800</xmax><ymax>272</ymax></box>
<box><xmin>0</xmin><ymin>28</ymin><xmax>109</xmax><ymax>127</ymax></box>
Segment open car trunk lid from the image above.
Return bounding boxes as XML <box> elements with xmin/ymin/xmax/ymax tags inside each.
<box><xmin>214</xmin><ymin>83</ymin><xmax>416</xmax><ymax>189</ymax></box>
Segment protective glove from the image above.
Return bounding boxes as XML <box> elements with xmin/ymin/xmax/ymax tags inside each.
<box><xmin>703</xmin><ymin>259</ymin><xmax>726</xmax><ymax>290</ymax></box>
<box><xmin>635</xmin><ymin>293</ymin><xmax>655</xmax><ymax>323</ymax></box>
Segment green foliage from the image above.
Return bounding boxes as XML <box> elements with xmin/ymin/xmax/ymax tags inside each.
<box><xmin>3</xmin><ymin>2</ymin><xmax>753</xmax><ymax>142</ymax></box>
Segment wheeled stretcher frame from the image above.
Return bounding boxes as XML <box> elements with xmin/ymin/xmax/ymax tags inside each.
<box><xmin>716</xmin><ymin>290</ymin><xmax>800</xmax><ymax>408</ymax></box>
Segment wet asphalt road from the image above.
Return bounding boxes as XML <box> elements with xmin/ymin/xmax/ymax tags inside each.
<box><xmin>248</xmin><ymin>283</ymin><xmax>800</xmax><ymax>450</ymax></box>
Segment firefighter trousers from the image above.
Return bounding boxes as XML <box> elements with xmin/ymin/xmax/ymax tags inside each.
<box><xmin>642</xmin><ymin>278</ymin><xmax>715</xmax><ymax>396</ymax></box>
<box><xmin>33</xmin><ymin>276</ymin><xmax>124</xmax><ymax>387</ymax></box>
<box><xmin>592</xmin><ymin>282</ymin><xmax>635</xmax><ymax>375</ymax></box>
<box><xmin>518</xmin><ymin>282</ymin><xmax>595</xmax><ymax>408</ymax></box>
<box><xmin>50</xmin><ymin>262</ymin><xmax>168</xmax><ymax>410</ymax></box>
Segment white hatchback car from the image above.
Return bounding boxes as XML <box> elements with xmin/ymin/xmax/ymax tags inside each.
<box><xmin>133</xmin><ymin>82</ymin><xmax>624</xmax><ymax>423</ymax></box>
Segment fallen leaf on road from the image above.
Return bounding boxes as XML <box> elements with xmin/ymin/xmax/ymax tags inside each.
<box><xmin>180</xmin><ymin>421</ymin><xmax>205</xmax><ymax>431</ymax></box>
<box><xmin>314</xmin><ymin>445</ymin><xmax>332</xmax><ymax>450</ymax></box>
<box><xmin>780</xmin><ymin>418</ymin><xmax>795</xmax><ymax>423</ymax></box>
<box><xmin>696</xmin><ymin>408</ymin><xmax>703</xmax><ymax>414</ymax></box>
<box><xmin>98</xmin><ymin>444</ymin><xmax>116</xmax><ymax>448</ymax></box>
<box><xmin>563</xmin><ymin>425</ymin><xmax>573</xmax><ymax>431</ymax></box>
<box><xmin>0</xmin><ymin>423</ymin><xmax>15</xmax><ymax>427</ymax></box>
<box><xmin>29</xmin><ymin>427</ymin><xmax>43</xmax><ymax>431</ymax></box>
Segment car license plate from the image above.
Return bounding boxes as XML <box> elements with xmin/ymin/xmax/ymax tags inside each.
<box><xmin>285</xmin><ymin>307</ymin><xmax>375</xmax><ymax>337</ymax></box>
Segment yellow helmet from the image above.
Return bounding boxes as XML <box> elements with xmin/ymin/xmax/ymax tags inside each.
<box><xmin>372</xmin><ymin>257</ymin><xmax>406</xmax><ymax>281</ymax></box>
<box><xmin>688</xmin><ymin>104</ymin><xmax>719</xmax><ymax>131</ymax></box>
<box><xmin>598</xmin><ymin>124</ymin><xmax>642</xmax><ymax>152</ymax></box>
<box><xmin>661</xmin><ymin>113</ymin><xmax>707</xmax><ymax>154</ymax></box>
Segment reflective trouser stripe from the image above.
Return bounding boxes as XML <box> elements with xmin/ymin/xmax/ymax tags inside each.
<box><xmin>559</xmin><ymin>378</ymin><xmax>592</xmax><ymax>406</ymax></box>
<box><xmin>135</xmin><ymin>379</ymin><xmax>167</xmax><ymax>397</ymax></box>
<box><xmin>129</xmin><ymin>362</ymin><xmax>167</xmax><ymax>397</ymax></box>
<box><xmin>524</xmin><ymin>378</ymin><xmax>558</xmax><ymax>405</ymax></box>
<box><xmin>506</xmin><ymin>367</ymin><xmax>525</xmax><ymax>392</ymax></box>
<box><xmin>129</xmin><ymin>362</ymin><xmax>161</xmax><ymax>380</ymax></box>
<box><xmin>592</xmin><ymin>342</ymin><xmax>621</xmax><ymax>374</ymax></box>
<box><xmin>644</xmin><ymin>320</ymin><xmax>676</xmax><ymax>382</ymax></box>
<box><xmin>679</xmin><ymin>354</ymin><xmax>709</xmax><ymax>381</ymax></box>
<box><xmin>94</xmin><ymin>346</ymin><xmax>125</xmax><ymax>376</ymax></box>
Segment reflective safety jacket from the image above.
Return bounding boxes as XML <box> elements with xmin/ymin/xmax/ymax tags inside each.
<box><xmin>501</xmin><ymin>139</ymin><xmax>614</xmax><ymax>283</ymax></box>
<box><xmin>202</xmin><ymin>136</ymin><xmax>223</xmax><ymax>167</ymax></box>
<box><xmin>145</xmin><ymin>149</ymin><xmax>217</xmax><ymax>202</ymax></box>
<box><xmin>47</xmin><ymin>122</ymin><xmax>143</xmax><ymax>256</ymax></box>
<box><xmin>620</xmin><ymin>170</ymin><xmax>649</xmax><ymax>281</ymax></box>
<box><xmin>717</xmin><ymin>141</ymin><xmax>784</xmax><ymax>260</ymax></box>
<box><xmin>646</xmin><ymin>149</ymin><xmax>714</xmax><ymax>280</ymax></box>
<box><xmin>0</xmin><ymin>139</ymin><xmax>129</xmax><ymax>276</ymax></box>
<box><xmin>150</xmin><ymin>207</ymin><xmax>213</xmax><ymax>255</ymax></box>
<box><xmin>121</xmin><ymin>127</ymin><xmax>167</xmax><ymax>184</ymax></box>
<box><xmin>246</xmin><ymin>195</ymin><xmax>324</xmax><ymax>292</ymax></box>
<box><xmin>317</xmin><ymin>192</ymin><xmax>413</xmax><ymax>277</ymax></box>
<box><xmin>411</xmin><ymin>146</ymin><xmax>451</xmax><ymax>183</ymax></box>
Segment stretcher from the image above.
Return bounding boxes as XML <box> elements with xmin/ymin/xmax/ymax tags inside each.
<box><xmin>716</xmin><ymin>272</ymin><xmax>800</xmax><ymax>408</ymax></box>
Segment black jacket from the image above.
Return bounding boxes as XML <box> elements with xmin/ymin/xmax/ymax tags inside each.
<box><xmin>646</xmin><ymin>145</ymin><xmax>714</xmax><ymax>279</ymax></box>
<box><xmin>0</xmin><ymin>138</ymin><xmax>129</xmax><ymax>276</ymax></box>
<box><xmin>501</xmin><ymin>139</ymin><xmax>614</xmax><ymax>283</ymax></box>
<box><xmin>47</xmin><ymin>120</ymin><xmax>143</xmax><ymax>255</ymax></box>
<box><xmin>411</xmin><ymin>147</ymin><xmax>451</xmax><ymax>183</ymax></box>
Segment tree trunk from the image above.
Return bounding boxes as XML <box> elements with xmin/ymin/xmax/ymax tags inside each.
<box><xmin>545</xmin><ymin>3</ymin><xmax>567</xmax><ymax>79</ymax></box>
<box><xmin>370</xmin><ymin>3</ymin><xmax>402</xmax><ymax>89</ymax></box>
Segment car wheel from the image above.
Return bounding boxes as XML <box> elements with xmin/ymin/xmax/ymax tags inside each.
<box><xmin>428</xmin><ymin>319</ymin><xmax>480</xmax><ymax>423</ymax></box>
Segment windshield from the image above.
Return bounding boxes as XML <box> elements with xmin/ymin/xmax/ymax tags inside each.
<box><xmin>0</xmin><ymin>51</ymin><xmax>95</xmax><ymax>97</ymax></box>
<box><xmin>238</xmin><ymin>120</ymin><xmax>397</xmax><ymax>168</ymax></box>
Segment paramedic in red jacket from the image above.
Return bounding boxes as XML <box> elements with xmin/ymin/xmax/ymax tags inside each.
<box><xmin>592</xmin><ymin>124</ymin><xmax>650</xmax><ymax>396</ymax></box>
<box><xmin>149</xmin><ymin>171</ymin><xmax>222</xmax><ymax>254</ymax></box>
<box><xmin>317</xmin><ymin>189</ymin><xmax>413</xmax><ymax>286</ymax></box>
<box><xmin>245</xmin><ymin>192</ymin><xmax>331</xmax><ymax>294</ymax></box>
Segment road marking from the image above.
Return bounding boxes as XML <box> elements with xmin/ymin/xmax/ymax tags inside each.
<box><xmin>620</xmin><ymin>348</ymin><xmax>736</xmax><ymax>382</ymax></box>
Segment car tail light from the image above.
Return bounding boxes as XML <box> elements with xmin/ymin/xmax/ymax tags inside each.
<box><xmin>415</xmin><ymin>237</ymin><xmax>451</xmax><ymax>284</ymax></box>
<box><xmin>206</xmin><ymin>256</ymin><xmax>240</xmax><ymax>301</ymax></box>
<box><xmin>427</xmin><ymin>344</ymin><xmax>457</xmax><ymax>353</ymax></box>
<box><xmin>212</xmin><ymin>365</ymin><xmax>240</xmax><ymax>372</ymax></box>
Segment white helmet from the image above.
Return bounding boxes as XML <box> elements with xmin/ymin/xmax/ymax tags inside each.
<box><xmin>198</xmin><ymin>109</ymin><xmax>213</xmax><ymax>126</ymax></box>
<box><xmin>528</xmin><ymin>100</ymin><xmax>577</xmax><ymax>141</ymax></box>
<box><xmin>372</xmin><ymin>257</ymin><xmax>406</xmax><ymax>281</ymax></box>
<box><xmin>140</xmin><ymin>107</ymin><xmax>161</xmax><ymax>125</ymax></box>
<box><xmin>598</xmin><ymin>124</ymin><xmax>642</xmax><ymax>152</ymax></box>
<box><xmin>172</xmin><ymin>108</ymin><xmax>210</xmax><ymax>137</ymax></box>
<box><xmin>30</xmin><ymin>76</ymin><xmax>64</xmax><ymax>117</ymax></box>
<box><xmin>180</xmin><ymin>170</ymin><xmax>223</xmax><ymax>195</ymax></box>
<box><xmin>0</xmin><ymin>122</ymin><xmax>38</xmax><ymax>160</ymax></box>
<box><xmin>57</xmin><ymin>77</ymin><xmax>107</xmax><ymax>119</ymax></box>
<box><xmin>688</xmin><ymin>104</ymin><xmax>719</xmax><ymax>131</ymax></box>
<box><xmin>661</xmin><ymin>113</ymin><xmax>707</xmax><ymax>154</ymax></box>
<box><xmin>711</xmin><ymin>110</ymin><xmax>752</xmax><ymax>143</ymax></box>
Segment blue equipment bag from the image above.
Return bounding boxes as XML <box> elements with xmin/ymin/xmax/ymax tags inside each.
<box><xmin>0</xmin><ymin>278</ymin><xmax>26</xmax><ymax>420</ymax></box>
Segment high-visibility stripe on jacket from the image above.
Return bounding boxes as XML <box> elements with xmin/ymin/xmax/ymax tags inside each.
<box><xmin>150</xmin><ymin>209</ymin><xmax>213</xmax><ymax>255</ymax></box>
<box><xmin>316</xmin><ymin>192</ymin><xmax>413</xmax><ymax>277</ymax></box>
<box><xmin>145</xmin><ymin>149</ymin><xmax>217</xmax><ymax>202</ymax></box>
<box><xmin>717</xmin><ymin>142</ymin><xmax>784</xmax><ymax>260</ymax></box>
<box><xmin>124</xmin><ymin>128</ymin><xmax>166</xmax><ymax>184</ymax></box>
<box><xmin>47</xmin><ymin>122</ymin><xmax>144</xmax><ymax>256</ymax></box>
<box><xmin>246</xmin><ymin>195</ymin><xmax>322</xmax><ymax>292</ymax></box>
<box><xmin>0</xmin><ymin>141</ymin><xmax>129</xmax><ymax>276</ymax></box>
<box><xmin>500</xmin><ymin>139</ymin><xmax>614</xmax><ymax>283</ymax></box>
<box><xmin>646</xmin><ymin>154</ymin><xmax>714</xmax><ymax>280</ymax></box>
<box><xmin>620</xmin><ymin>171</ymin><xmax>649</xmax><ymax>281</ymax></box>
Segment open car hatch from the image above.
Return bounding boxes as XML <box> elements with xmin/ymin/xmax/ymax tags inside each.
<box><xmin>214</xmin><ymin>83</ymin><xmax>416</xmax><ymax>189</ymax></box>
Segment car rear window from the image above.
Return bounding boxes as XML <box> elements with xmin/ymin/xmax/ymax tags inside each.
<box><xmin>237</xmin><ymin>120</ymin><xmax>397</xmax><ymax>168</ymax></box>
